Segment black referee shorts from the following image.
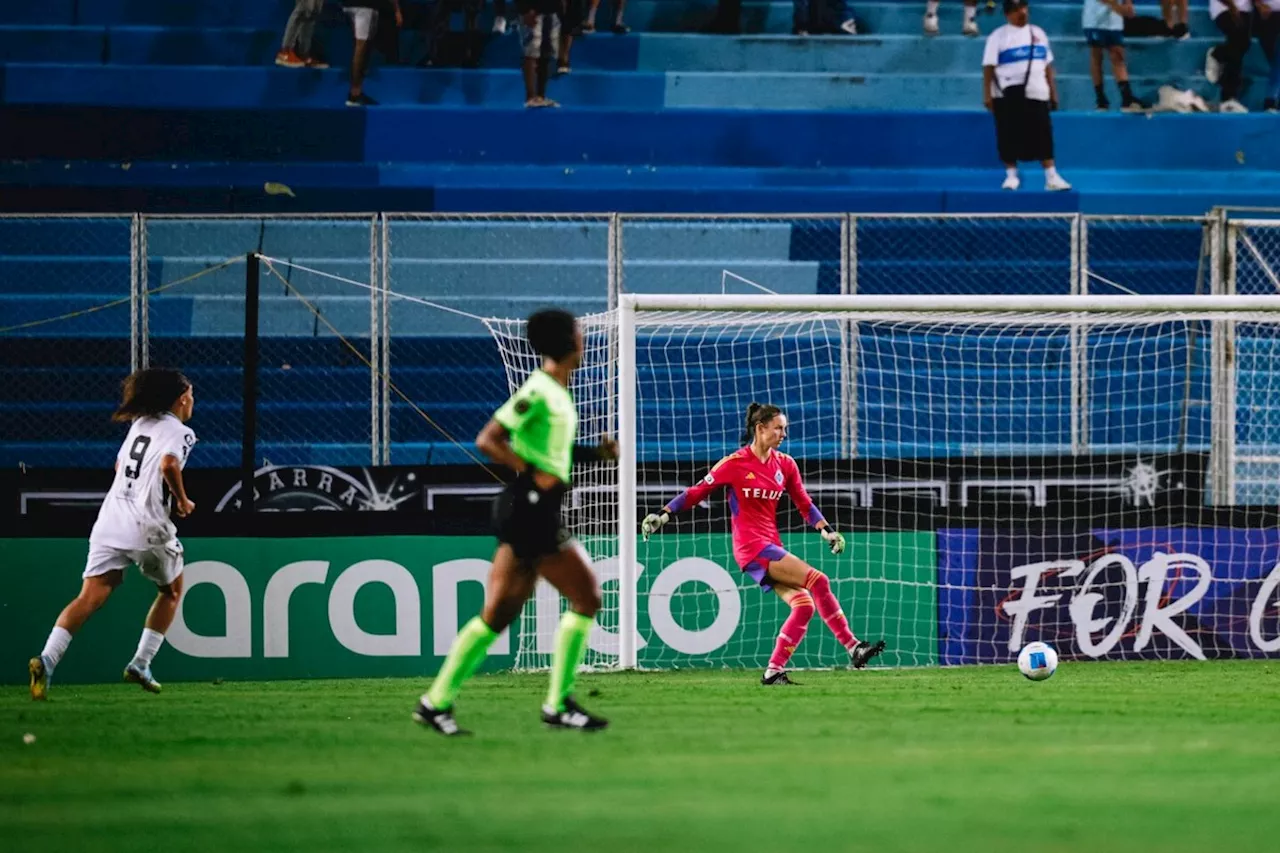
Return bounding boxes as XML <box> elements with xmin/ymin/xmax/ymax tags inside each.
<box><xmin>492</xmin><ymin>473</ymin><xmax>569</xmax><ymax>564</ymax></box>
<box><xmin>993</xmin><ymin>96</ymin><xmax>1054</xmax><ymax>164</ymax></box>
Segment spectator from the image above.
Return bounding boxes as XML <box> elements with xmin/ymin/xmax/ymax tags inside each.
<box><xmin>559</xmin><ymin>0</ymin><xmax>588</xmax><ymax>74</ymax></box>
<box><xmin>518</xmin><ymin>0</ymin><xmax>561</xmax><ymax>107</ymax></box>
<box><xmin>343</xmin><ymin>0</ymin><xmax>403</xmax><ymax>106</ymax></box>
<box><xmin>421</xmin><ymin>0</ymin><xmax>485</xmax><ymax>68</ymax></box>
<box><xmin>925</xmin><ymin>0</ymin><xmax>980</xmax><ymax>36</ymax></box>
<box><xmin>1162</xmin><ymin>0</ymin><xmax>1189</xmax><ymax>38</ymax></box>
<box><xmin>1256</xmin><ymin>0</ymin><xmax>1280</xmax><ymax>111</ymax></box>
<box><xmin>1083</xmin><ymin>0</ymin><xmax>1145</xmax><ymax>111</ymax></box>
<box><xmin>582</xmin><ymin>0</ymin><xmax>628</xmax><ymax>33</ymax></box>
<box><xmin>794</xmin><ymin>0</ymin><xmax>858</xmax><ymax>34</ymax></box>
<box><xmin>1204</xmin><ymin>0</ymin><xmax>1250</xmax><ymax>111</ymax></box>
<box><xmin>982</xmin><ymin>0</ymin><xmax>1071</xmax><ymax>192</ymax></box>
<box><xmin>277</xmin><ymin>0</ymin><xmax>330</xmax><ymax>67</ymax></box>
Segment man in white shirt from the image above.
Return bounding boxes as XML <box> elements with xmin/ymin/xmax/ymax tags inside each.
<box><xmin>1204</xmin><ymin>0</ymin><xmax>1251</xmax><ymax>111</ymax></box>
<box><xmin>982</xmin><ymin>0</ymin><xmax>1071</xmax><ymax>191</ymax></box>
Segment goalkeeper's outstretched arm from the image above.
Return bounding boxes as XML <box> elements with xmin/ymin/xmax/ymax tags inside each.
<box><xmin>641</xmin><ymin>456</ymin><xmax>732</xmax><ymax>540</ymax></box>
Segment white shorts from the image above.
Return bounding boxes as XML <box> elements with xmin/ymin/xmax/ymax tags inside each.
<box><xmin>345</xmin><ymin>7</ymin><xmax>379</xmax><ymax>40</ymax></box>
<box><xmin>83</xmin><ymin>540</ymin><xmax>184</xmax><ymax>587</ymax></box>
<box><xmin>519</xmin><ymin>13</ymin><xmax>560</xmax><ymax>60</ymax></box>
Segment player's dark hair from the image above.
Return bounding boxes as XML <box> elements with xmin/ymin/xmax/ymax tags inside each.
<box><xmin>527</xmin><ymin>309</ymin><xmax>579</xmax><ymax>361</ymax></box>
<box><xmin>742</xmin><ymin>402</ymin><xmax>783</xmax><ymax>445</ymax></box>
<box><xmin>112</xmin><ymin>368</ymin><xmax>191</xmax><ymax>422</ymax></box>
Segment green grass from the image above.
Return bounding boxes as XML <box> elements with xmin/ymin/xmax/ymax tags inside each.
<box><xmin>3</xmin><ymin>662</ymin><xmax>1279</xmax><ymax>853</ymax></box>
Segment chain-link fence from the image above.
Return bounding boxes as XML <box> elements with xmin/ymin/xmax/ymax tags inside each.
<box><xmin>0</xmin><ymin>215</ymin><xmax>136</xmax><ymax>468</ymax></box>
<box><xmin>142</xmin><ymin>215</ymin><xmax>377</xmax><ymax>469</ymax></box>
<box><xmin>618</xmin><ymin>214</ymin><xmax>845</xmax><ymax>295</ymax></box>
<box><xmin>4</xmin><ymin>210</ymin><xmax>1280</xmax><ymax>510</ymax></box>
<box><xmin>383</xmin><ymin>214</ymin><xmax>611</xmax><ymax>467</ymax></box>
<box><xmin>850</xmin><ymin>214</ymin><xmax>1077</xmax><ymax>295</ymax></box>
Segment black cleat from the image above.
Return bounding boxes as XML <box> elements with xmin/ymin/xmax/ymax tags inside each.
<box><xmin>412</xmin><ymin>700</ymin><xmax>471</xmax><ymax>737</ymax></box>
<box><xmin>542</xmin><ymin>695</ymin><xmax>608</xmax><ymax>731</ymax></box>
<box><xmin>850</xmin><ymin>639</ymin><xmax>886</xmax><ymax>669</ymax></box>
<box><xmin>761</xmin><ymin>670</ymin><xmax>800</xmax><ymax>685</ymax></box>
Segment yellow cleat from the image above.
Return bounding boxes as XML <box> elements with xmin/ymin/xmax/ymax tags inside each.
<box><xmin>29</xmin><ymin>657</ymin><xmax>49</xmax><ymax>701</ymax></box>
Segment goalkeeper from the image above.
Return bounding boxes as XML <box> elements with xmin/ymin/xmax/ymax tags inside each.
<box><xmin>642</xmin><ymin>402</ymin><xmax>885</xmax><ymax>684</ymax></box>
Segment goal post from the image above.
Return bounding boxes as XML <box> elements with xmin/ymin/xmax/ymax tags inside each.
<box><xmin>610</xmin><ymin>293</ymin><xmax>1280</xmax><ymax>670</ymax></box>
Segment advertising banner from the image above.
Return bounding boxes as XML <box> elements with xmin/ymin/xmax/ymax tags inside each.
<box><xmin>938</xmin><ymin>527</ymin><xmax>1280</xmax><ymax>664</ymax></box>
<box><xmin>1</xmin><ymin>532</ymin><xmax>936</xmax><ymax>685</ymax></box>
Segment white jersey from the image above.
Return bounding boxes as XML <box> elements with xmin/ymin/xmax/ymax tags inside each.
<box><xmin>982</xmin><ymin>23</ymin><xmax>1054</xmax><ymax>102</ymax></box>
<box><xmin>89</xmin><ymin>414</ymin><xmax>197</xmax><ymax>550</ymax></box>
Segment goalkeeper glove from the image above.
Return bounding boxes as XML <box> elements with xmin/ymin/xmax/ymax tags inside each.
<box><xmin>641</xmin><ymin>511</ymin><xmax>670</xmax><ymax>541</ymax></box>
<box><xmin>821</xmin><ymin>527</ymin><xmax>846</xmax><ymax>555</ymax></box>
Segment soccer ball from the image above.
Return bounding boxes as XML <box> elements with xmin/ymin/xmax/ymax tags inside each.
<box><xmin>1017</xmin><ymin>642</ymin><xmax>1058</xmax><ymax>681</ymax></box>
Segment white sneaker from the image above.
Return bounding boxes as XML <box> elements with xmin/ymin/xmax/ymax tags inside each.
<box><xmin>1002</xmin><ymin>174</ymin><xmax>1021</xmax><ymax>191</ymax></box>
<box><xmin>840</xmin><ymin>18</ymin><xmax>858</xmax><ymax>34</ymax></box>
<box><xmin>1220</xmin><ymin>99</ymin><xmax>1248</xmax><ymax>114</ymax></box>
<box><xmin>493</xmin><ymin>17</ymin><xmax>507</xmax><ymax>34</ymax></box>
<box><xmin>1205</xmin><ymin>47</ymin><xmax>1222</xmax><ymax>84</ymax></box>
<box><xmin>962</xmin><ymin>19</ymin><xmax>979</xmax><ymax>36</ymax></box>
<box><xmin>923</xmin><ymin>12</ymin><xmax>939</xmax><ymax>34</ymax></box>
<box><xmin>1045</xmin><ymin>173</ymin><xmax>1072</xmax><ymax>192</ymax></box>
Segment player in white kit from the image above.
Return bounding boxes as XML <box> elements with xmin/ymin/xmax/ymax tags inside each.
<box><xmin>29</xmin><ymin>369</ymin><xmax>198</xmax><ymax>700</ymax></box>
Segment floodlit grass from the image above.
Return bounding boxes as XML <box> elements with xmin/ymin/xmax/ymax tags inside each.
<box><xmin>3</xmin><ymin>661</ymin><xmax>1278</xmax><ymax>853</ymax></box>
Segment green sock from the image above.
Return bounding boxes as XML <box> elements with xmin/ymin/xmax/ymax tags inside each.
<box><xmin>545</xmin><ymin>611</ymin><xmax>594</xmax><ymax>711</ymax></box>
<box><xmin>426</xmin><ymin>616</ymin><xmax>498</xmax><ymax>710</ymax></box>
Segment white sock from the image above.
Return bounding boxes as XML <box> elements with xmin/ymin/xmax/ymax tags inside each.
<box><xmin>132</xmin><ymin>628</ymin><xmax>165</xmax><ymax>669</ymax></box>
<box><xmin>586</xmin><ymin>5</ymin><xmax>597</xmax><ymax>24</ymax></box>
<box><xmin>1045</xmin><ymin>166</ymin><xmax>1060</xmax><ymax>181</ymax></box>
<box><xmin>964</xmin><ymin>5</ymin><xmax>976</xmax><ymax>23</ymax></box>
<box><xmin>1006</xmin><ymin>166</ymin><xmax>1019</xmax><ymax>180</ymax></box>
<box><xmin>614</xmin><ymin>8</ymin><xmax>624</xmax><ymax>25</ymax></box>
<box><xmin>926</xmin><ymin>1</ymin><xmax>940</xmax><ymax>15</ymax></box>
<box><xmin>764</xmin><ymin>666</ymin><xmax>783</xmax><ymax>678</ymax></box>
<box><xmin>41</xmin><ymin>626</ymin><xmax>72</xmax><ymax>670</ymax></box>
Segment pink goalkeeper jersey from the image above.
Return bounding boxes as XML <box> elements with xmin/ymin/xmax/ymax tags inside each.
<box><xmin>666</xmin><ymin>446</ymin><xmax>825</xmax><ymax>569</ymax></box>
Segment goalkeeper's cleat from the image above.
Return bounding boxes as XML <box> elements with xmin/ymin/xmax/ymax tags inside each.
<box><xmin>850</xmin><ymin>639</ymin><xmax>886</xmax><ymax>669</ymax></box>
<box><xmin>123</xmin><ymin>663</ymin><xmax>162</xmax><ymax>694</ymax></box>
<box><xmin>413</xmin><ymin>699</ymin><xmax>471</xmax><ymax>736</ymax></box>
<box><xmin>761</xmin><ymin>670</ymin><xmax>800</xmax><ymax>686</ymax></box>
<box><xmin>542</xmin><ymin>696</ymin><xmax>608</xmax><ymax>731</ymax></box>
<box><xmin>29</xmin><ymin>656</ymin><xmax>50</xmax><ymax>701</ymax></box>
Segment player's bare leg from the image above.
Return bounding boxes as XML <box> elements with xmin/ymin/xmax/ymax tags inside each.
<box><xmin>415</xmin><ymin>545</ymin><xmax>535</xmax><ymax>736</ymax></box>
<box><xmin>124</xmin><ymin>574</ymin><xmax>184</xmax><ymax>694</ymax></box>
<box><xmin>536</xmin><ymin>543</ymin><xmax>608</xmax><ymax>730</ymax></box>
<box><xmin>30</xmin><ymin>572</ymin><xmax>121</xmax><ymax>700</ymax></box>
<box><xmin>762</xmin><ymin>584</ymin><xmax>813</xmax><ymax>685</ymax></box>
<box><xmin>766</xmin><ymin>553</ymin><xmax>885</xmax><ymax>669</ymax></box>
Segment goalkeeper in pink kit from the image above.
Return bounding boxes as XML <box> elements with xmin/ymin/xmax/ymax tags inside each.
<box><xmin>642</xmin><ymin>402</ymin><xmax>885</xmax><ymax>684</ymax></box>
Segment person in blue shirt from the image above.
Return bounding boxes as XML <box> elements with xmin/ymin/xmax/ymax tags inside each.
<box><xmin>1083</xmin><ymin>0</ymin><xmax>1144</xmax><ymax>111</ymax></box>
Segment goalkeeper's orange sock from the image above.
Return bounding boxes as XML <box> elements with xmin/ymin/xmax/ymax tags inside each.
<box><xmin>767</xmin><ymin>592</ymin><xmax>814</xmax><ymax>673</ymax></box>
<box><xmin>804</xmin><ymin>569</ymin><xmax>858</xmax><ymax>651</ymax></box>
<box><xmin>425</xmin><ymin>616</ymin><xmax>497</xmax><ymax>710</ymax></box>
<box><xmin>545</xmin><ymin>611</ymin><xmax>594</xmax><ymax>712</ymax></box>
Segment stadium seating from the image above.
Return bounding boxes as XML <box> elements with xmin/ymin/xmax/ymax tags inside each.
<box><xmin>1</xmin><ymin>1</ymin><xmax>1277</xmax><ymax>471</ymax></box>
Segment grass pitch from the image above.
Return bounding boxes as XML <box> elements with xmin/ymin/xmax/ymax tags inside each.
<box><xmin>2</xmin><ymin>661</ymin><xmax>1278</xmax><ymax>853</ymax></box>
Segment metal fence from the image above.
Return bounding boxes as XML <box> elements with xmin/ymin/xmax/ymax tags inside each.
<box><xmin>6</xmin><ymin>210</ymin><xmax>1280</xmax><ymax>502</ymax></box>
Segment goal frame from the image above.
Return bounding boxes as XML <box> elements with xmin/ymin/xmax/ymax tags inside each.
<box><xmin>615</xmin><ymin>292</ymin><xmax>1280</xmax><ymax>669</ymax></box>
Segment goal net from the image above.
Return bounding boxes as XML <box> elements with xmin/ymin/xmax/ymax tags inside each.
<box><xmin>491</xmin><ymin>295</ymin><xmax>1280</xmax><ymax>670</ymax></box>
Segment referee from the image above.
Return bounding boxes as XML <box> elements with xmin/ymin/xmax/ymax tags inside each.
<box><xmin>982</xmin><ymin>0</ymin><xmax>1072</xmax><ymax>191</ymax></box>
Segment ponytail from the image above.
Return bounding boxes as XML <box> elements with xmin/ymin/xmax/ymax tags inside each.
<box><xmin>741</xmin><ymin>401</ymin><xmax>782</xmax><ymax>445</ymax></box>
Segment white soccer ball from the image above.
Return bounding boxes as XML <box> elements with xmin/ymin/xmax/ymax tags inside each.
<box><xmin>1017</xmin><ymin>642</ymin><xmax>1058</xmax><ymax>681</ymax></box>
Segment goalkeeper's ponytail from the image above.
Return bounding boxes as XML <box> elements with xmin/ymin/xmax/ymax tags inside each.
<box><xmin>742</xmin><ymin>402</ymin><xmax>782</xmax><ymax>445</ymax></box>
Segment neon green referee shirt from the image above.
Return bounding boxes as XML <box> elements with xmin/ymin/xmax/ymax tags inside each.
<box><xmin>492</xmin><ymin>370</ymin><xmax>578</xmax><ymax>484</ymax></box>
